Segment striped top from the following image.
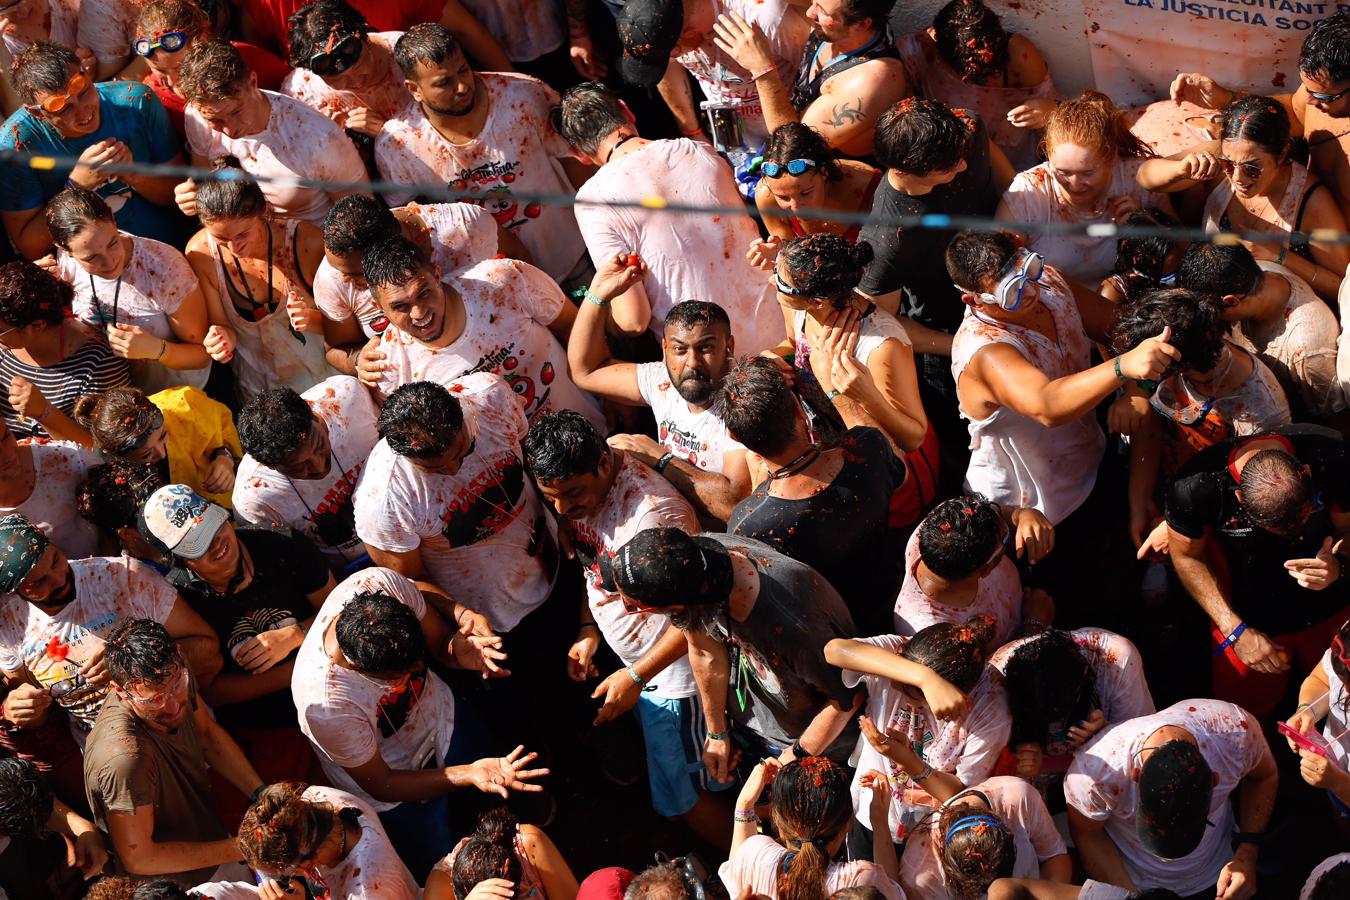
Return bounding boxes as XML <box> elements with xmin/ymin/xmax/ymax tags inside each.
<box><xmin>0</xmin><ymin>327</ymin><xmax>130</xmax><ymax>439</ymax></box>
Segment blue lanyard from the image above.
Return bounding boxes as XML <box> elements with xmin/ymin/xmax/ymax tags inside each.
<box><xmin>807</xmin><ymin>30</ymin><xmax>884</xmax><ymax>79</ymax></box>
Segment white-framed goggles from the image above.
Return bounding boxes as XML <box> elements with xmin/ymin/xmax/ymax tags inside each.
<box><xmin>956</xmin><ymin>250</ymin><xmax>1045</xmax><ymax>312</ymax></box>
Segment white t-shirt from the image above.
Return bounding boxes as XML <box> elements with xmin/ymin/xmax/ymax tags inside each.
<box><xmin>1317</xmin><ymin>648</ymin><xmax>1350</xmax><ymax>772</ymax></box>
<box><xmin>899</xmin><ymin>776</ymin><xmax>1067</xmax><ymax>896</ymax></box>
<box><xmin>0</xmin><ymin>557</ymin><xmax>178</xmax><ymax>732</ymax></box>
<box><xmin>718</xmin><ymin>834</ymin><xmax>904</xmax><ymax>900</ymax></box>
<box><xmin>575</xmin><ymin>453</ymin><xmax>700</xmax><ymax>700</ymax></box>
<box><xmin>374</xmin><ymin>73</ymin><xmax>586</xmax><ymax>281</ymax></box>
<box><xmin>186</xmin><ymin>91</ymin><xmax>368</xmax><ymax>225</ymax></box>
<box><xmin>55</xmin><ymin>233</ymin><xmax>210</xmax><ymax>392</ymax></box>
<box><xmin>841</xmin><ymin>634</ymin><xmax>1011</xmax><ymax>837</ymax></box>
<box><xmin>460</xmin><ymin>0</ymin><xmax>565</xmax><ymax>62</ymax></box>
<box><xmin>354</xmin><ymin>373</ymin><xmax>555</xmax><ymax>632</ymax></box>
<box><xmin>233</xmin><ymin>375</ymin><xmax>380</xmax><ymax>563</ymax></box>
<box><xmin>76</xmin><ymin>0</ymin><xmax>131</xmax><ymax>64</ymax></box>
<box><xmin>0</xmin><ymin>440</ymin><xmax>101</xmax><ymax>561</ymax></box>
<box><xmin>281</xmin><ymin>33</ymin><xmax>412</xmax><ymax>123</ymax></box>
<box><xmin>1000</xmin><ymin>158</ymin><xmax>1165</xmax><ymax>285</ymax></box>
<box><xmin>893</xmin><ymin>526</ymin><xmax>1023</xmax><ymax>650</ymax></box>
<box><xmin>314</xmin><ymin>202</ymin><xmax>500</xmax><ymax>339</ymax></box>
<box><xmin>1064</xmin><ymin>699</ymin><xmax>1272</xmax><ymax>896</ymax></box>
<box><xmin>2</xmin><ymin>0</ymin><xmax>78</xmax><ymax>57</ymax></box>
<box><xmin>292</xmin><ymin>566</ymin><xmax>456</xmax><ymax>813</ymax></box>
<box><xmin>675</xmin><ymin>0</ymin><xmax>810</xmax><ymax>148</ymax></box>
<box><xmin>1301</xmin><ymin>852</ymin><xmax>1350</xmax><ymax>900</ymax></box>
<box><xmin>188</xmin><ymin>883</ymin><xmax>261</xmax><ymax>900</ymax></box>
<box><xmin>372</xmin><ymin>258</ymin><xmax>603</xmax><ymax>430</ymax></box>
<box><xmin>635</xmin><ymin>361</ymin><xmax>745</xmax><ymax>476</ymax></box>
<box><xmin>296</xmin><ymin>785</ymin><xmax>419</xmax><ymax>899</ymax></box>
<box><xmin>574</xmin><ymin>139</ymin><xmax>782</xmax><ymax>355</ymax></box>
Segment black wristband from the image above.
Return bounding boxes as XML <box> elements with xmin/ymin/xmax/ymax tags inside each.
<box><xmin>654</xmin><ymin>451</ymin><xmax>675</xmax><ymax>474</ymax></box>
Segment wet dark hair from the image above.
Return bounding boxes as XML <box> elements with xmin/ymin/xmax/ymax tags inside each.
<box><xmin>945</xmin><ymin>229</ymin><xmax>1020</xmax><ymax>293</ymax></box>
<box><xmin>378</xmin><ymin>381</ymin><xmax>465</xmax><ymax>459</ymax></box>
<box><xmin>936</xmin><ymin>801</ymin><xmax>1016</xmax><ymax>898</ymax></box>
<box><xmin>105</xmin><ymin>618</ymin><xmax>182</xmax><ymax>688</ymax></box>
<box><xmin>1112</xmin><ymin>207</ymin><xmax>1182</xmax><ymax>302</ymax></box>
<box><xmin>523</xmin><ymin>409</ymin><xmax>607</xmax><ymax>485</ymax></box>
<box><xmin>873</xmin><ymin>98</ymin><xmax>973</xmax><ymax>176</ymax></box>
<box><xmin>917</xmin><ymin>494</ymin><xmax>1003</xmax><ymax>581</ymax></box>
<box><xmin>1109</xmin><ymin>288</ymin><xmax>1226</xmax><ymax>375</ymax></box>
<box><xmin>239</xmin><ymin>781</ymin><xmax>341</xmax><ymax>872</ymax></box>
<box><xmin>196</xmin><ymin>160</ymin><xmax>267</xmax><ymax>224</ymax></box>
<box><xmin>178</xmin><ymin>38</ymin><xmax>249</xmax><ymax>103</ymax></box>
<box><xmin>0</xmin><ymin>757</ymin><xmax>53</xmax><ymax>838</ymax></box>
<box><xmin>553</xmin><ymin>81</ymin><xmax>629</xmax><ymax>156</ymax></box>
<box><xmin>779</xmin><ymin>234</ymin><xmax>873</xmax><ymax>309</ymax></box>
<box><xmin>363</xmin><ymin>235</ymin><xmax>433</xmax><ymax>296</ymax></box>
<box><xmin>0</xmin><ymin>259</ymin><xmax>72</xmax><ymax>328</ymax></box>
<box><xmin>1300</xmin><ymin>13</ymin><xmax>1350</xmax><ymax>84</ymax></box>
<box><xmin>664</xmin><ymin>300</ymin><xmax>731</xmax><ymax>336</ymax></box>
<box><xmin>286</xmin><ymin>0</ymin><xmax>370</xmax><ymax>69</ymax></box>
<box><xmin>838</xmin><ymin>0</ymin><xmax>894</xmax><ymax>27</ymax></box>
<box><xmin>1177</xmin><ymin>242</ymin><xmax>1262</xmax><ymax>302</ymax></box>
<box><xmin>1239</xmin><ymin>448</ymin><xmax>1312</xmax><ymax>534</ymax></box>
<box><xmin>11</xmin><ymin>42</ymin><xmax>78</xmax><ymax>108</ymax></box>
<box><xmin>933</xmin><ymin>0</ymin><xmax>1010</xmax><ymax>80</ymax></box>
<box><xmin>72</xmin><ymin>386</ymin><xmax>161</xmax><ymax>458</ymax></box>
<box><xmin>1309</xmin><ymin>858</ymin><xmax>1350</xmax><ymax>900</ymax></box>
<box><xmin>394</xmin><ymin>22</ymin><xmax>462</xmax><ymax>77</ymax></box>
<box><xmin>1220</xmin><ymin>94</ymin><xmax>1291</xmax><ymax>159</ymax></box>
<box><xmin>323</xmin><ymin>194</ymin><xmax>400</xmax><ymax>258</ymax></box>
<box><xmin>335</xmin><ymin>590</ymin><xmax>426</xmax><ymax>674</ymax></box>
<box><xmin>769</xmin><ymin>758</ymin><xmax>853</xmax><ymax>900</ymax></box>
<box><xmin>763</xmin><ymin>123</ymin><xmax>842</xmax><ymax>182</ymax></box>
<box><xmin>901</xmin><ymin>616</ymin><xmax>994</xmax><ymax>692</ymax></box>
<box><xmin>76</xmin><ymin>459</ymin><xmax>165</xmax><ymax>534</ymax></box>
<box><xmin>1003</xmin><ymin>630</ymin><xmax>1098</xmax><ymax>749</ymax></box>
<box><xmin>237</xmin><ymin>387</ymin><xmax>315</xmax><ymax>470</ymax></box>
<box><xmin>45</xmin><ymin>186</ymin><xmax>114</xmax><ymax>250</ymax></box>
<box><xmin>714</xmin><ymin>355</ymin><xmax>801</xmax><ymax>457</ymax></box>
<box><xmin>452</xmin><ymin>808</ymin><xmax>524</xmax><ymax>900</ymax></box>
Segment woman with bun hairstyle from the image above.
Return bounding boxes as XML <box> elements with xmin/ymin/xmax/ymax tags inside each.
<box><xmin>997</xmin><ymin>92</ymin><xmax>1170</xmax><ymax>284</ymax></box>
<box><xmin>184</xmin><ymin>160</ymin><xmax>331</xmax><ymax>402</ymax></box>
<box><xmin>426</xmin><ymin>807</ymin><xmax>578</xmax><ymax>900</ymax></box>
<box><xmin>825</xmin><ymin>616</ymin><xmax>1011</xmax><ymax>854</ymax></box>
<box><xmin>41</xmin><ymin>186</ymin><xmax>213</xmax><ymax>393</ymax></box>
<box><xmin>73</xmin><ymin>384</ymin><xmax>241</xmax><ymax>508</ymax></box>
<box><xmin>720</xmin><ymin>757</ymin><xmax>904</xmax><ymax>899</ymax></box>
<box><xmin>239</xmin><ymin>781</ymin><xmax>417</xmax><ymax>900</ymax></box>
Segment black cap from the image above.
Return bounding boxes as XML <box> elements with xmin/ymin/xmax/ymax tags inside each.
<box><xmin>1136</xmin><ymin>740</ymin><xmax>1214</xmax><ymax>860</ymax></box>
<box><xmin>606</xmin><ymin>528</ymin><xmax>734</xmax><ymax>608</ymax></box>
<box><xmin>617</xmin><ymin>0</ymin><xmax>684</xmax><ymax>89</ymax></box>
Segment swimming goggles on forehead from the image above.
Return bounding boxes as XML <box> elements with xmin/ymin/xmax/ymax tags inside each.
<box><xmin>761</xmin><ymin>158</ymin><xmax>819</xmax><ymax>178</ymax></box>
<box><xmin>310</xmin><ymin>31</ymin><xmax>364</xmax><ymax>78</ymax></box>
<box><xmin>957</xmin><ymin>251</ymin><xmax>1044</xmax><ymax>312</ymax></box>
<box><xmin>133</xmin><ymin>30</ymin><xmax>189</xmax><ymax>58</ymax></box>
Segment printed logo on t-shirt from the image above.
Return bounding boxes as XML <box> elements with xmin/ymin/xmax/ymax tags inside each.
<box><xmin>463</xmin><ymin>342</ymin><xmax>555</xmax><ymax>419</ymax></box>
<box><xmin>373</xmin><ymin>663</ymin><xmax>428</xmax><ymax>738</ymax></box>
<box><xmin>657</xmin><ymin>419</ymin><xmax>710</xmax><ymax>470</ymax></box>
<box><xmin>309</xmin><ymin>466</ymin><xmax>362</xmax><ymax>549</ymax></box>
<box><xmin>226</xmin><ymin>608</ymin><xmax>300</xmax><ymax>668</ymax></box>
<box><xmin>448</xmin><ymin>161</ymin><xmax>542</xmax><ymax>232</ymax></box>
<box><xmin>571</xmin><ymin>522</ymin><xmax>616</xmax><ymax>596</ymax></box>
<box><xmin>439</xmin><ymin>454</ymin><xmax>527</xmax><ymax>547</ymax></box>
<box><xmin>21</xmin><ymin>616</ymin><xmax>116</xmax><ymax>729</ymax></box>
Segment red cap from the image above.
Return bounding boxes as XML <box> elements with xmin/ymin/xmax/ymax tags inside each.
<box><xmin>577</xmin><ymin>867</ymin><xmax>636</xmax><ymax>900</ymax></box>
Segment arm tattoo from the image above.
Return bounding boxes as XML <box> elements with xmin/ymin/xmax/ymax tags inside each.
<box><xmin>829</xmin><ymin>98</ymin><xmax>866</xmax><ymax>127</ymax></box>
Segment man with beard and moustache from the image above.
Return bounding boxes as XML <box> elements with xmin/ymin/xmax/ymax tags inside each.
<box><xmin>709</xmin><ymin>0</ymin><xmax>909</xmax><ymax>160</ymax></box>
<box><xmin>567</xmin><ymin>256</ymin><xmax>751</xmax><ymax>523</ymax></box>
<box><xmin>0</xmin><ymin>515</ymin><xmax>220</xmax><ymax>749</ymax></box>
<box><xmin>375</xmin><ymin>23</ymin><xmax>592</xmax><ymax>287</ymax></box>
<box><xmin>354</xmin><ymin>237</ymin><xmax>604</xmax><ymax>431</ymax></box>
<box><xmin>82</xmin><ymin>618</ymin><xmax>263</xmax><ymax>886</ymax></box>
<box><xmin>1171</xmin><ymin>12</ymin><xmax>1350</xmax><ymax>218</ymax></box>
<box><xmin>522</xmin><ymin>410</ymin><xmax>735</xmax><ymax>848</ymax></box>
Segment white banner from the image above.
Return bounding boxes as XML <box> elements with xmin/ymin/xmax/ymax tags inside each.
<box><xmin>1084</xmin><ymin>0</ymin><xmax>1344</xmax><ymax>106</ymax></box>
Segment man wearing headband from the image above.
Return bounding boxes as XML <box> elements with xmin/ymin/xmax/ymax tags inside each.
<box><xmin>553</xmin><ymin>81</ymin><xmax>785</xmax><ymax>357</ymax></box>
<box><xmin>1165</xmin><ymin>425</ymin><xmax>1350</xmax><ymax>719</ymax></box>
<box><xmin>607</xmin><ymin>526</ymin><xmax>861</xmax><ymax>783</ymax></box>
<box><xmin>947</xmin><ymin>229</ymin><xmax>1177</xmax><ymax>625</ymax></box>
<box><xmin>1065</xmin><ymin>699</ymin><xmax>1277</xmax><ymax>899</ymax></box>
<box><xmin>0</xmin><ymin>513</ymin><xmax>218</xmax><ymax>743</ymax></box>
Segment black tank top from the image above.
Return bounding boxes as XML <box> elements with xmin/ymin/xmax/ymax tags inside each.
<box><xmin>790</xmin><ymin>29</ymin><xmax>900</xmax><ymax>112</ymax></box>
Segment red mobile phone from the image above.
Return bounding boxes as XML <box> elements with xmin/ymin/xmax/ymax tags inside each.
<box><xmin>1279</xmin><ymin>720</ymin><xmax>1329</xmax><ymax>757</ymax></box>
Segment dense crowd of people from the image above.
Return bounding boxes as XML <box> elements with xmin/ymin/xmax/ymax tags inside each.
<box><xmin>3</xmin><ymin>0</ymin><xmax>1350</xmax><ymax>898</ymax></box>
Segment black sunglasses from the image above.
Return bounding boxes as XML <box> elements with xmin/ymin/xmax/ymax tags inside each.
<box><xmin>311</xmin><ymin>32</ymin><xmax>364</xmax><ymax>78</ymax></box>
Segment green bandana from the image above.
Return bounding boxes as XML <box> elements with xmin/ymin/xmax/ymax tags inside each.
<box><xmin>0</xmin><ymin>514</ymin><xmax>48</xmax><ymax>595</ymax></box>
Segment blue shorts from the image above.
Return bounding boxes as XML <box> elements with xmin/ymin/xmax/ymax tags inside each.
<box><xmin>636</xmin><ymin>693</ymin><xmax>735</xmax><ymax>817</ymax></box>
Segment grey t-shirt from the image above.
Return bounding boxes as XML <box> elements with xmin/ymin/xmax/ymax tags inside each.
<box><xmin>677</xmin><ymin>533</ymin><xmax>860</xmax><ymax>761</ymax></box>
